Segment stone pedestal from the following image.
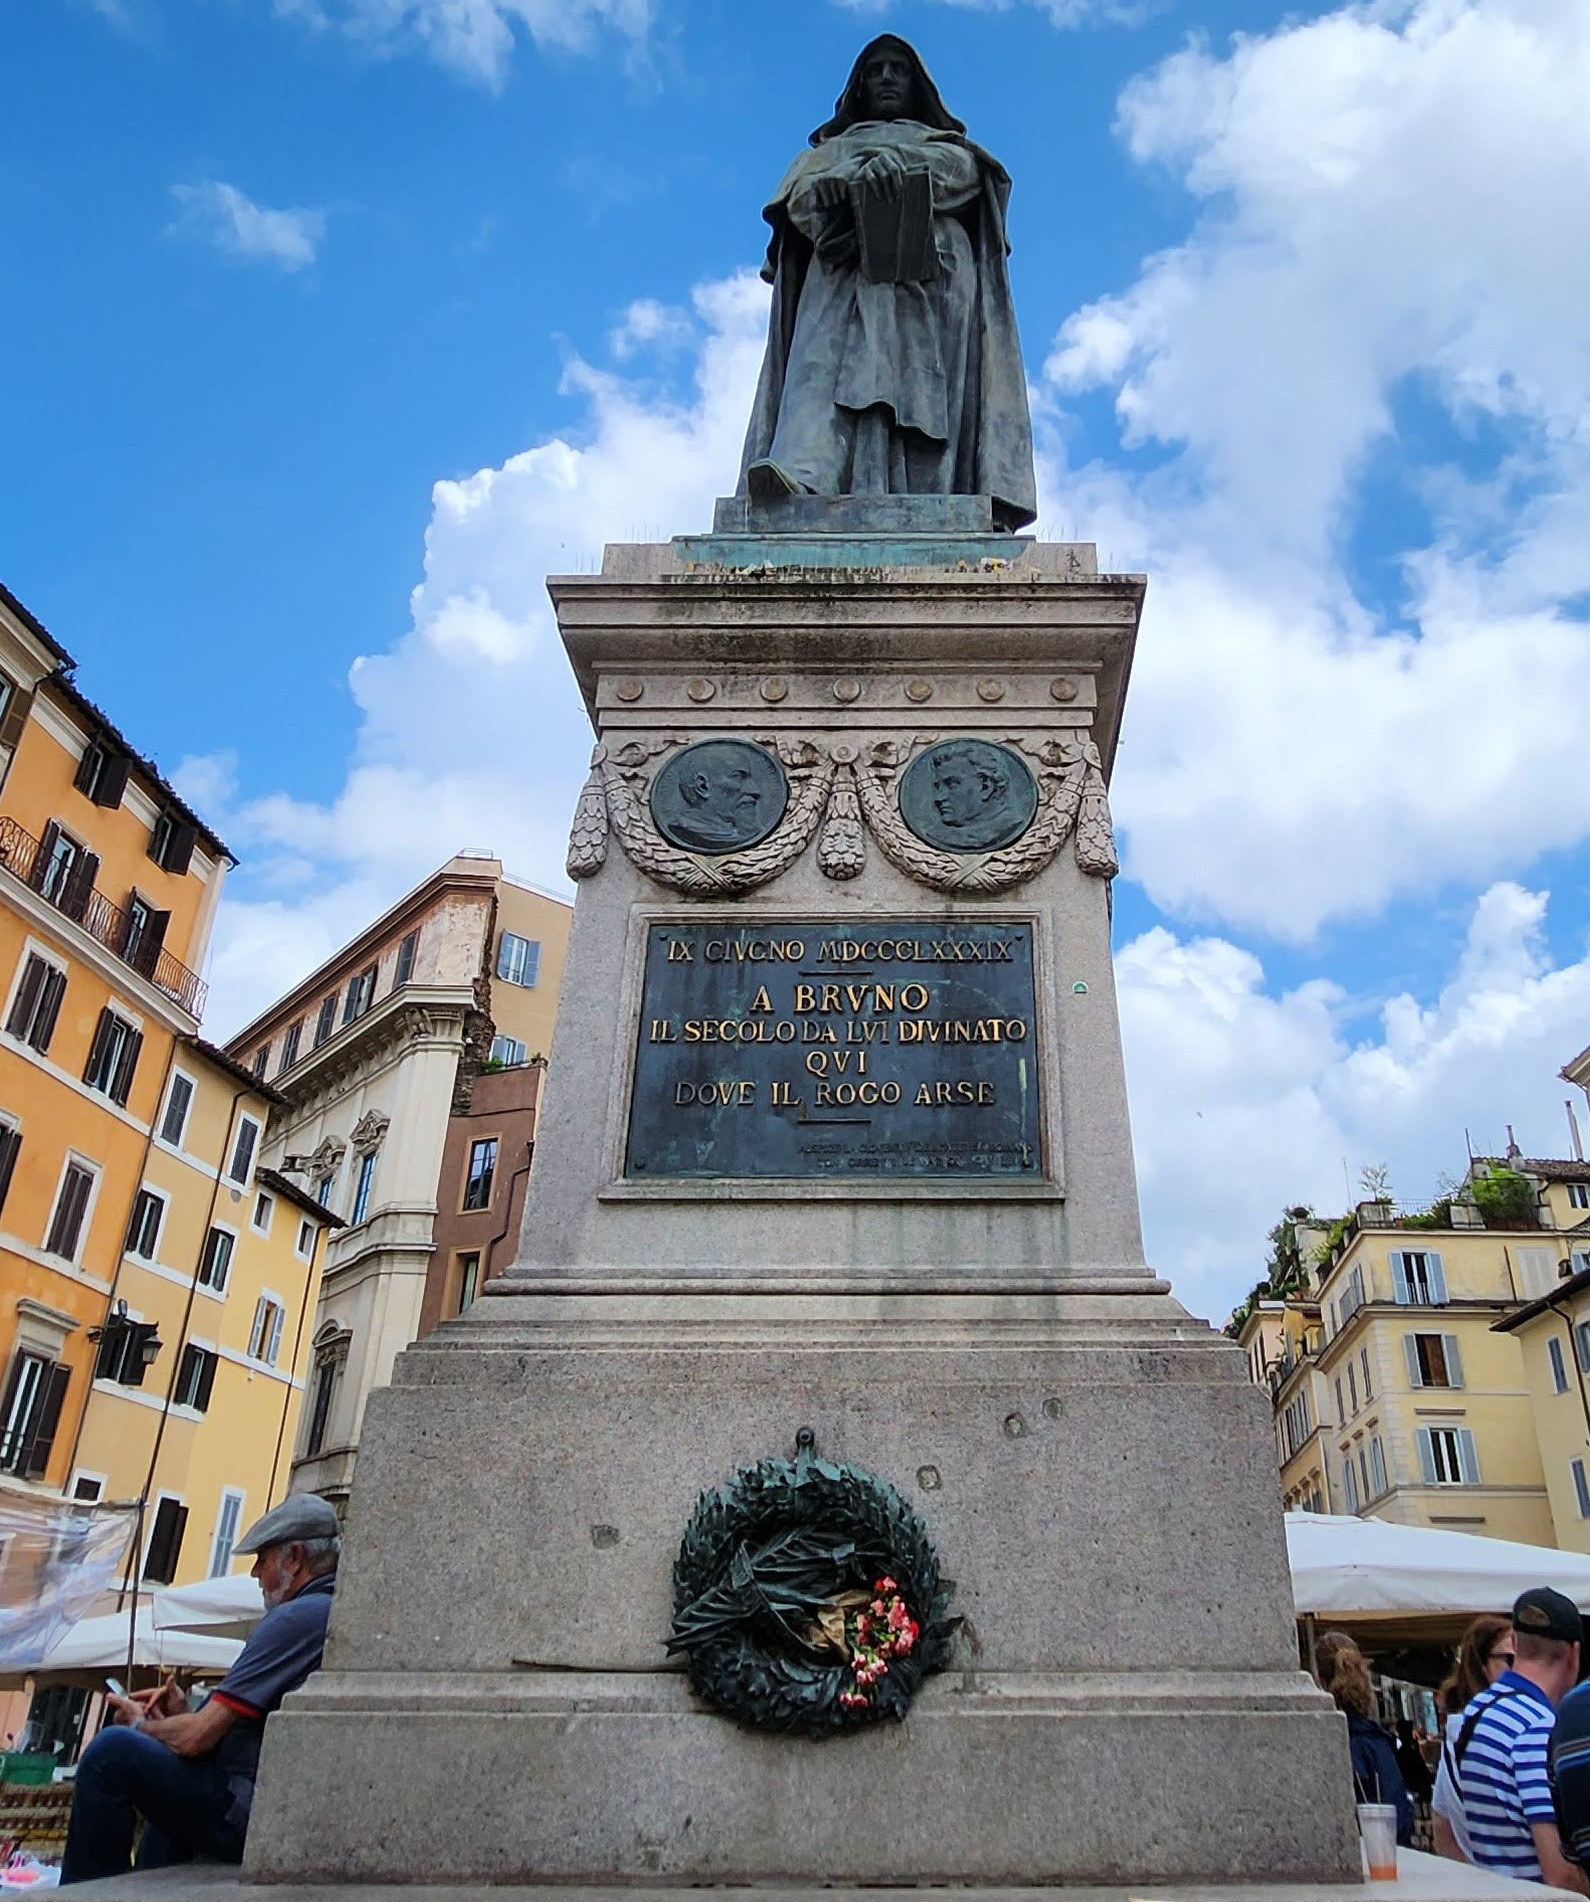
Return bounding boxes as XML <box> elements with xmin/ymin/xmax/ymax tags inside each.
<box><xmin>247</xmin><ymin>530</ymin><xmax>1360</xmax><ymax>1887</ymax></box>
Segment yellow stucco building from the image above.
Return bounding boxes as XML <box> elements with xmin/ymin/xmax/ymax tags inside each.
<box><xmin>0</xmin><ymin>579</ymin><xmax>338</xmax><ymax>1591</ymax></box>
<box><xmin>1237</xmin><ymin>1163</ymin><xmax>1590</xmax><ymax>1544</ymax></box>
<box><xmin>1493</xmin><ymin>1157</ymin><xmax>1590</xmax><ymax>1553</ymax></box>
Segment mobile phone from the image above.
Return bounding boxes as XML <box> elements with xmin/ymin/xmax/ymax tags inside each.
<box><xmin>105</xmin><ymin>1678</ymin><xmax>127</xmax><ymax>1701</ymax></box>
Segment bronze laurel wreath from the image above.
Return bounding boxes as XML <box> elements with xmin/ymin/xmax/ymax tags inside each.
<box><xmin>667</xmin><ymin>1433</ymin><xmax>956</xmax><ymax>1737</ymax></box>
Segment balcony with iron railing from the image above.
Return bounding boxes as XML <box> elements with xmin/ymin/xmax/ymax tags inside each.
<box><xmin>0</xmin><ymin>814</ymin><xmax>206</xmax><ymax>1019</ymax></box>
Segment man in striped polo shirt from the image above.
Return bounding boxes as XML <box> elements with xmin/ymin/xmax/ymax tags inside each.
<box><xmin>1458</xmin><ymin>1587</ymin><xmax>1588</xmax><ymax>1892</ymax></box>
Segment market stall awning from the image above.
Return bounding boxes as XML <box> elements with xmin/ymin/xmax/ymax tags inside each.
<box><xmin>152</xmin><ymin>1571</ymin><xmax>264</xmax><ymax>1638</ymax></box>
<box><xmin>1287</xmin><ymin>1509</ymin><xmax>1590</xmax><ymax>1634</ymax></box>
<box><xmin>0</xmin><ymin>1605</ymin><xmax>242</xmax><ymax>1689</ymax></box>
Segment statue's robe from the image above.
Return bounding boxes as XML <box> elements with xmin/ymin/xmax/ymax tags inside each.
<box><xmin>739</xmin><ymin>118</ymin><xmax>1037</xmax><ymax>530</ymax></box>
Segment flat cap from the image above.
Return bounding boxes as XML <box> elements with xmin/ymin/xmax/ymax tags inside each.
<box><xmin>235</xmin><ymin>1493</ymin><xmax>340</xmax><ymax>1555</ymax></box>
<box><xmin>1514</xmin><ymin>1585</ymin><xmax>1583</xmax><ymax>1646</ymax></box>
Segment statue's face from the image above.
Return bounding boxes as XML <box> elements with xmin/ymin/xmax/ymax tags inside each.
<box><xmin>931</xmin><ymin>759</ymin><xmax>996</xmax><ymax>827</ymax></box>
<box><xmin>860</xmin><ymin>49</ymin><xmax>914</xmax><ymax>120</ymax></box>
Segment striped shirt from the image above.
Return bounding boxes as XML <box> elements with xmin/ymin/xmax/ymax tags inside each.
<box><xmin>1458</xmin><ymin>1671</ymin><xmax>1558</xmax><ymax>1881</ymax></box>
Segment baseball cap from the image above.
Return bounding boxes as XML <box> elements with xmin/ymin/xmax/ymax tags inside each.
<box><xmin>235</xmin><ymin>1492</ymin><xmax>340</xmax><ymax>1555</ymax></box>
<box><xmin>1513</xmin><ymin>1586</ymin><xmax>1583</xmax><ymax>1646</ymax></box>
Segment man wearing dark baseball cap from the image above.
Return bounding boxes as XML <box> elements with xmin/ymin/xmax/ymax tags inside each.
<box><xmin>61</xmin><ymin>1494</ymin><xmax>340</xmax><ymax>1884</ymax></box>
<box><xmin>1455</xmin><ymin>1586</ymin><xmax>1588</xmax><ymax>1893</ymax></box>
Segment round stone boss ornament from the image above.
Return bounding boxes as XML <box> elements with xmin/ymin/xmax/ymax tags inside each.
<box><xmin>898</xmin><ymin>737</ymin><xmax>1039</xmax><ymax>854</ymax></box>
<box><xmin>667</xmin><ymin>1431</ymin><xmax>957</xmax><ymax>1736</ymax></box>
<box><xmin>649</xmin><ymin>739</ymin><xmax>788</xmax><ymax>855</ymax></box>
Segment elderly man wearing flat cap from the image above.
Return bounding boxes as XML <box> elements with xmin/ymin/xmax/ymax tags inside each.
<box><xmin>1454</xmin><ymin>1586</ymin><xmax>1589</xmax><ymax>1893</ymax></box>
<box><xmin>60</xmin><ymin>1493</ymin><xmax>340</xmax><ymax>1884</ymax></box>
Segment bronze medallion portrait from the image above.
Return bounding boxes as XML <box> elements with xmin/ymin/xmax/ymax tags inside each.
<box><xmin>650</xmin><ymin>740</ymin><xmax>788</xmax><ymax>855</ymax></box>
<box><xmin>898</xmin><ymin>739</ymin><xmax>1038</xmax><ymax>854</ymax></box>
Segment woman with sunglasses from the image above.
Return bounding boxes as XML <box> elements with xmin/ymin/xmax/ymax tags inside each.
<box><xmin>1432</xmin><ymin>1616</ymin><xmax>1515</xmax><ymax>1862</ymax></box>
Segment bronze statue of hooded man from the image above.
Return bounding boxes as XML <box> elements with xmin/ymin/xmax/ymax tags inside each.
<box><xmin>738</xmin><ymin>36</ymin><xmax>1038</xmax><ymax>531</ymax></box>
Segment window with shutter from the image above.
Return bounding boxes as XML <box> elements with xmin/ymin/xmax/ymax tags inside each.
<box><xmin>1418</xmin><ymin>1426</ymin><xmax>1469</xmax><ymax>1484</ymax></box>
<box><xmin>149</xmin><ymin>816</ymin><xmax>197</xmax><ymax>875</ymax></box>
<box><xmin>394</xmin><ymin>929</ymin><xmax>418</xmax><ymax>987</ymax></box>
<box><xmin>0</xmin><ymin>679</ymin><xmax>29</xmax><ymax>754</ymax></box>
<box><xmin>249</xmin><ymin>1297</ymin><xmax>286</xmax><ymax>1366</ymax></box>
<box><xmin>125</xmin><ymin>1188</ymin><xmax>164</xmax><ymax>1260</ymax></box>
<box><xmin>1515</xmin><ymin>1247</ymin><xmax>1558</xmax><ymax>1300</ymax></box>
<box><xmin>0</xmin><ymin>1351</ymin><xmax>52</xmax><ymax>1475</ymax></box>
<box><xmin>496</xmin><ymin>933</ymin><xmax>540</xmax><ymax>988</ymax></box>
<box><xmin>209</xmin><ymin>1492</ymin><xmax>244</xmax><ymax>1577</ymax></box>
<box><xmin>343</xmin><ymin>966</ymin><xmax>376</xmax><ymax>1025</ymax></box>
<box><xmin>44</xmin><ymin>1161</ymin><xmax>95</xmax><ymax>1261</ymax></box>
<box><xmin>1576</xmin><ymin>1322</ymin><xmax>1590</xmax><ymax>1376</ymax></box>
<box><xmin>1342</xmin><ymin>1457</ymin><xmax>1360</xmax><ymax>1511</ymax></box>
<box><xmin>1571</xmin><ymin>1183</ymin><xmax>1590</xmax><ymax>1211</ymax></box>
<box><xmin>20</xmin><ymin>1362</ymin><xmax>69</xmax><ymax>1480</ymax></box>
<box><xmin>1360</xmin><ymin>1348</ymin><xmax>1372</xmax><ymax>1399</ymax></box>
<box><xmin>0</xmin><ymin>1124</ymin><xmax>20</xmax><ymax>1220</ymax></box>
<box><xmin>1391</xmin><ymin>1252</ymin><xmax>1411</xmax><ymax>1303</ymax></box>
<box><xmin>226</xmin><ymin>1117</ymin><xmax>260</xmax><ymax>1186</ymax></box>
<box><xmin>314</xmin><ymin>994</ymin><xmax>339</xmax><ymax>1046</ymax></box>
<box><xmin>1549</xmin><ymin>1337</ymin><xmax>1570</xmax><ymax>1392</ymax></box>
<box><xmin>175</xmin><ymin>1345</ymin><xmax>217</xmax><ymax>1413</ymax></box>
<box><xmin>58</xmin><ymin>847</ymin><xmax>99</xmax><ymax>923</ymax></box>
<box><xmin>279</xmin><ymin>1020</ymin><xmax>303</xmax><ymax>1072</ymax></box>
<box><xmin>142</xmin><ymin>1498</ymin><xmax>188</xmax><ymax>1584</ymax></box>
<box><xmin>1574</xmin><ymin>1460</ymin><xmax>1590</xmax><ymax>1519</ymax></box>
<box><xmin>1367</xmin><ymin>1436</ymin><xmax>1388</xmax><ymax>1497</ymax></box>
<box><xmin>159</xmin><ymin>1073</ymin><xmax>194</xmax><ymax>1147</ymax></box>
<box><xmin>83</xmin><ymin>1010</ymin><xmax>140</xmax><ymax>1104</ymax></box>
<box><xmin>1442</xmin><ymin>1334</ymin><xmax>1465</xmax><ymax>1389</ymax></box>
<box><xmin>1407</xmin><ymin>1333</ymin><xmax>1460</xmax><ymax>1388</ymax></box>
<box><xmin>7</xmin><ymin>953</ymin><xmax>67</xmax><ymax>1056</ymax></box>
<box><xmin>74</xmin><ymin>744</ymin><xmax>129</xmax><ymax>808</ymax></box>
<box><xmin>33</xmin><ymin>821</ymin><xmax>74</xmax><ymax>901</ymax></box>
<box><xmin>197</xmin><ymin>1227</ymin><xmax>234</xmax><ymax>1293</ymax></box>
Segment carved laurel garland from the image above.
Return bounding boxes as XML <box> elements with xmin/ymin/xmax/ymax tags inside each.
<box><xmin>573</xmin><ymin>737</ymin><xmax>835</xmax><ymax>898</ymax></box>
<box><xmin>565</xmin><ymin>732</ymin><xmax>1118</xmax><ymax>896</ymax></box>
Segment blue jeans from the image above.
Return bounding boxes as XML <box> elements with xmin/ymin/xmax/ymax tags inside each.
<box><xmin>60</xmin><ymin>1727</ymin><xmax>247</xmax><ymax>1884</ymax></box>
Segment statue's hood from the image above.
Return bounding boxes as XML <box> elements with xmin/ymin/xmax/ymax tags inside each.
<box><xmin>810</xmin><ymin>35</ymin><xmax>965</xmax><ymax>145</ymax></box>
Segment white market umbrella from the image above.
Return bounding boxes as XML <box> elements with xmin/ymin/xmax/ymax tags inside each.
<box><xmin>0</xmin><ymin>1605</ymin><xmax>242</xmax><ymax>1689</ymax></box>
<box><xmin>1287</xmin><ymin>1510</ymin><xmax>1590</xmax><ymax>1622</ymax></box>
<box><xmin>152</xmin><ymin>1572</ymin><xmax>264</xmax><ymax>1639</ymax></box>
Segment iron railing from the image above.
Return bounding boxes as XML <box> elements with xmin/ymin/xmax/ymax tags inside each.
<box><xmin>0</xmin><ymin>814</ymin><xmax>207</xmax><ymax>1019</ymax></box>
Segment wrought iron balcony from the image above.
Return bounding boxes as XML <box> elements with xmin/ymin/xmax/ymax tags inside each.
<box><xmin>0</xmin><ymin>814</ymin><xmax>207</xmax><ymax>1019</ymax></box>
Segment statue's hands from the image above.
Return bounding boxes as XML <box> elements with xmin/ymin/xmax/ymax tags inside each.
<box><xmin>808</xmin><ymin>173</ymin><xmax>850</xmax><ymax>210</ymax></box>
<box><xmin>856</xmin><ymin>148</ymin><xmax>911</xmax><ymax>200</ymax></box>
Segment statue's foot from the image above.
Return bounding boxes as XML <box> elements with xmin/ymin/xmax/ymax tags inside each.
<box><xmin>745</xmin><ymin>459</ymin><xmax>805</xmax><ymax>501</ymax></box>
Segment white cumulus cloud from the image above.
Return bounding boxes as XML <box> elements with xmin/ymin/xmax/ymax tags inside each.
<box><xmin>1040</xmin><ymin>0</ymin><xmax>1590</xmax><ymax>937</ymax></box>
<box><xmin>277</xmin><ymin>0</ymin><xmax>653</xmax><ymax>87</ymax></box>
<box><xmin>1121</xmin><ymin>881</ymin><xmax>1590</xmax><ymax>1318</ymax></box>
<box><xmin>169</xmin><ymin>180</ymin><xmax>325</xmax><ymax>271</ymax></box>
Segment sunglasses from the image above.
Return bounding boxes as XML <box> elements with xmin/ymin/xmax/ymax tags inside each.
<box><xmin>1489</xmin><ymin>1651</ymin><xmax>1516</xmax><ymax>1667</ymax></box>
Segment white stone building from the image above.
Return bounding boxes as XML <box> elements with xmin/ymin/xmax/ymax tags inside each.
<box><xmin>224</xmin><ymin>853</ymin><xmax>570</xmax><ymax>1505</ymax></box>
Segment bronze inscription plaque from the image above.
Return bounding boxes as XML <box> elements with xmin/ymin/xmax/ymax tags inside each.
<box><xmin>625</xmin><ymin>919</ymin><xmax>1041</xmax><ymax>1179</ymax></box>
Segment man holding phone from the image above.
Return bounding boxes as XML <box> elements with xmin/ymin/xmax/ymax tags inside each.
<box><xmin>60</xmin><ymin>1494</ymin><xmax>339</xmax><ymax>1884</ymax></box>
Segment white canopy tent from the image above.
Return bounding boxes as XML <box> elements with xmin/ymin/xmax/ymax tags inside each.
<box><xmin>1286</xmin><ymin>1510</ymin><xmax>1590</xmax><ymax>1640</ymax></box>
<box><xmin>0</xmin><ymin>1605</ymin><xmax>242</xmax><ymax>1690</ymax></box>
<box><xmin>151</xmin><ymin>1572</ymin><xmax>264</xmax><ymax>1639</ymax></box>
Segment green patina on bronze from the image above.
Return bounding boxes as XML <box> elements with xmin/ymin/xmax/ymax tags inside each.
<box><xmin>667</xmin><ymin>1431</ymin><xmax>957</xmax><ymax>1736</ymax></box>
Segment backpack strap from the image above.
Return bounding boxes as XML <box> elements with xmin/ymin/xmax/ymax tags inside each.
<box><xmin>1453</xmin><ymin>1685</ymin><xmax>1525</xmax><ymax>1796</ymax></box>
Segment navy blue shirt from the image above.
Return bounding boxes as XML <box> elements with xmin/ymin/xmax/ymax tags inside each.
<box><xmin>208</xmin><ymin>1571</ymin><xmax>335</xmax><ymax>1790</ymax></box>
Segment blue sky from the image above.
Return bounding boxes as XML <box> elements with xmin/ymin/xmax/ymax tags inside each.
<box><xmin>6</xmin><ymin>0</ymin><xmax>1590</xmax><ymax>1319</ymax></box>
